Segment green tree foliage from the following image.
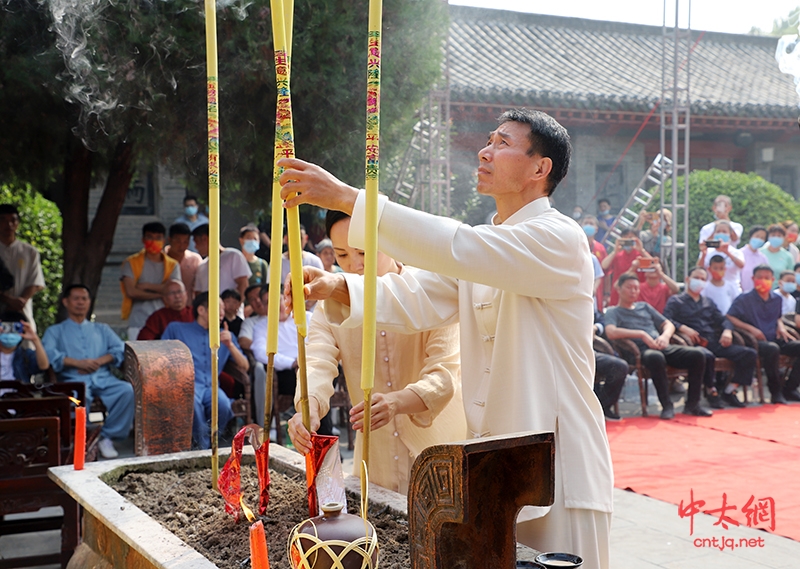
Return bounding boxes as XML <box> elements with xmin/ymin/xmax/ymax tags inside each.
<box><xmin>749</xmin><ymin>6</ymin><xmax>800</xmax><ymax>36</ymax></box>
<box><xmin>657</xmin><ymin>169</ymin><xmax>800</xmax><ymax>276</ymax></box>
<box><xmin>0</xmin><ymin>183</ymin><xmax>63</xmax><ymax>331</ymax></box>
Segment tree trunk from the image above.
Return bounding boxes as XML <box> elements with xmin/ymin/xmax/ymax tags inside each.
<box><xmin>58</xmin><ymin>139</ymin><xmax>134</xmax><ymax>320</ymax></box>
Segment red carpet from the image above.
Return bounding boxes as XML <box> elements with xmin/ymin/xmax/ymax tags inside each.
<box><xmin>606</xmin><ymin>405</ymin><xmax>800</xmax><ymax>541</ymax></box>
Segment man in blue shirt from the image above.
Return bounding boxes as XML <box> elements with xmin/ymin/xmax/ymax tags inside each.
<box><xmin>726</xmin><ymin>264</ymin><xmax>800</xmax><ymax>404</ymax></box>
<box><xmin>663</xmin><ymin>266</ymin><xmax>757</xmax><ymax>408</ymax></box>
<box><xmin>43</xmin><ymin>284</ymin><xmax>133</xmax><ymax>459</ymax></box>
<box><xmin>173</xmin><ymin>195</ymin><xmax>209</xmax><ymax>253</ymax></box>
<box><xmin>162</xmin><ymin>291</ymin><xmax>249</xmax><ymax>449</ymax></box>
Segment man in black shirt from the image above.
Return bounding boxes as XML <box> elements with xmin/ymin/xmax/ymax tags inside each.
<box><xmin>664</xmin><ymin>266</ymin><xmax>757</xmax><ymax>408</ymax></box>
<box><xmin>605</xmin><ymin>274</ymin><xmax>710</xmax><ymax>419</ymax></box>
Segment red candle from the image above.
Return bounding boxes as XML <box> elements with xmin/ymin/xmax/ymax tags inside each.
<box><xmin>74</xmin><ymin>406</ymin><xmax>86</xmax><ymax>470</ymax></box>
<box><xmin>249</xmin><ymin>519</ymin><xmax>270</xmax><ymax>569</ymax></box>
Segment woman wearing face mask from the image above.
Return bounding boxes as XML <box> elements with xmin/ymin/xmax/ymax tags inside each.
<box><xmin>781</xmin><ymin>220</ymin><xmax>800</xmax><ymax>264</ymax></box>
<box><xmin>581</xmin><ymin>215</ymin><xmax>607</xmax><ymax>309</ymax></box>
<box><xmin>0</xmin><ymin>312</ymin><xmax>48</xmax><ymax>383</ymax></box>
<box><xmin>698</xmin><ymin>220</ymin><xmax>744</xmax><ymax>290</ymax></box>
<box><xmin>738</xmin><ymin>225</ymin><xmax>769</xmax><ymax>293</ymax></box>
<box><xmin>239</xmin><ymin>225</ymin><xmax>269</xmax><ymax>286</ymax></box>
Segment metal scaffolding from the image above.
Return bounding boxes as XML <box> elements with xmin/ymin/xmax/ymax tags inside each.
<box><xmin>388</xmin><ymin>35</ymin><xmax>451</xmax><ymax>217</ymax></box>
<box><xmin>660</xmin><ymin>0</ymin><xmax>692</xmax><ymax>280</ymax></box>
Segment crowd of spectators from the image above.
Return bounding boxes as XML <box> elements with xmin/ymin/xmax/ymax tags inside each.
<box><xmin>585</xmin><ymin>193</ymin><xmax>800</xmax><ymax>421</ymax></box>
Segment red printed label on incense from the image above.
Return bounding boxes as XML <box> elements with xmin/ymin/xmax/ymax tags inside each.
<box><xmin>218</xmin><ymin>424</ymin><xmax>270</xmax><ymax>520</ymax></box>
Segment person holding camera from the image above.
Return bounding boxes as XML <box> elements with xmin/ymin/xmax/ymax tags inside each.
<box><xmin>625</xmin><ymin>256</ymin><xmax>679</xmax><ymax>314</ymax></box>
<box><xmin>601</xmin><ymin>228</ymin><xmax>652</xmax><ymax>307</ymax></box>
<box><xmin>698</xmin><ymin>220</ymin><xmax>744</xmax><ymax>290</ymax></box>
<box><xmin>0</xmin><ymin>311</ymin><xmax>49</xmax><ymax>382</ymax></box>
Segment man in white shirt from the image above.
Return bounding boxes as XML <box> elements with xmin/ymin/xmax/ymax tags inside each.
<box><xmin>0</xmin><ymin>204</ymin><xmax>45</xmax><ymax>329</ymax></box>
<box><xmin>239</xmin><ymin>284</ymin><xmax>268</xmax><ymax>426</ymax></box>
<box><xmin>276</xmin><ymin>109</ymin><xmax>613</xmax><ymax>569</ymax></box>
<box><xmin>698</xmin><ymin>195</ymin><xmax>743</xmax><ymax>247</ymax></box>
<box><xmin>776</xmin><ymin>271</ymin><xmax>798</xmax><ymax>315</ymax></box>
<box><xmin>701</xmin><ymin>255</ymin><xmax>740</xmax><ymax>315</ymax></box>
<box><xmin>191</xmin><ymin>223</ymin><xmax>251</xmax><ymax>302</ymax></box>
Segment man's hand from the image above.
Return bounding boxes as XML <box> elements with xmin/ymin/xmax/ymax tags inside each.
<box><xmin>3</xmin><ymin>296</ymin><xmax>26</xmax><ymax>312</ymax></box>
<box><xmin>220</xmin><ymin>321</ymin><xmax>234</xmax><ymax>348</ymax></box>
<box><xmin>284</xmin><ymin>266</ymin><xmax>349</xmax><ymax>308</ymax></box>
<box><xmin>777</xmin><ymin>321</ymin><xmax>793</xmax><ymax>343</ymax></box>
<box><xmin>70</xmin><ymin>358</ymin><xmax>100</xmax><ymax>374</ymax></box>
<box><xmin>641</xmin><ymin>331</ymin><xmax>660</xmax><ymax>350</ymax></box>
<box><xmin>654</xmin><ymin>333</ymin><xmax>670</xmax><ymax>350</ymax></box>
<box><xmin>287</xmin><ymin>406</ymin><xmax>321</xmax><ymax>456</ymax></box>
<box><xmin>20</xmin><ymin>321</ymin><xmax>38</xmax><ymax>343</ymax></box>
<box><xmin>277</xmin><ymin>158</ymin><xmax>359</xmax><ymax>213</ymax></box>
<box><xmin>681</xmin><ymin>325</ymin><xmax>701</xmax><ymax>344</ymax></box>
<box><xmin>718</xmin><ymin>241</ymin><xmax>730</xmax><ymax>255</ymax></box>
<box><xmin>350</xmin><ymin>393</ymin><xmax>398</xmax><ymax>432</ymax></box>
<box><xmin>719</xmin><ymin>329</ymin><xmax>733</xmax><ymax>348</ymax></box>
<box><xmin>751</xmin><ymin>327</ymin><xmax>767</xmax><ymax>342</ymax></box>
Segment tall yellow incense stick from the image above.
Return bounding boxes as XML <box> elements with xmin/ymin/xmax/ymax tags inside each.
<box><xmin>264</xmin><ymin>0</ymin><xmax>294</xmax><ymax>443</ymax></box>
<box><xmin>204</xmin><ymin>0</ymin><xmax>221</xmax><ymax>490</ymax></box>
<box><xmin>361</xmin><ymin>0</ymin><xmax>382</xmax><ymax>517</ymax></box>
<box><xmin>269</xmin><ymin>0</ymin><xmax>311</xmax><ymax>434</ymax></box>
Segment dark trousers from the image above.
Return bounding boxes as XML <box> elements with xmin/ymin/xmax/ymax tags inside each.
<box><xmin>594</xmin><ymin>352</ymin><xmax>628</xmax><ymax>410</ymax></box>
<box><xmin>641</xmin><ymin>345</ymin><xmax>706</xmax><ymax>408</ymax></box>
<box><xmin>758</xmin><ymin>340</ymin><xmax>800</xmax><ymax>393</ymax></box>
<box><xmin>706</xmin><ymin>341</ymin><xmax>758</xmax><ymax>387</ymax></box>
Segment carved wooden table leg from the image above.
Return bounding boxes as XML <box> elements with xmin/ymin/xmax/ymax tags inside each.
<box><xmin>125</xmin><ymin>340</ymin><xmax>195</xmax><ymax>456</ymax></box>
<box><xmin>408</xmin><ymin>432</ymin><xmax>555</xmax><ymax>569</ymax></box>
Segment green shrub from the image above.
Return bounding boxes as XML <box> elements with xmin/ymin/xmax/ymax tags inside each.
<box><xmin>0</xmin><ymin>183</ymin><xmax>63</xmax><ymax>330</ymax></box>
<box><xmin>658</xmin><ymin>169</ymin><xmax>800</xmax><ymax>277</ymax></box>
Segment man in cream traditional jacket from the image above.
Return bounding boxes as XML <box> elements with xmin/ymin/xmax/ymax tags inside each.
<box><xmin>278</xmin><ymin>109</ymin><xmax>614</xmax><ymax>569</ymax></box>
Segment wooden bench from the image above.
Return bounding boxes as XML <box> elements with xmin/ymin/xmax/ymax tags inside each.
<box><xmin>0</xmin><ymin>408</ymin><xmax>80</xmax><ymax>567</ymax></box>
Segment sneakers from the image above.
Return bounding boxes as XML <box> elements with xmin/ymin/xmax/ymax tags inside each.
<box><xmin>721</xmin><ymin>391</ymin><xmax>746</xmax><ymax>408</ymax></box>
<box><xmin>97</xmin><ymin>437</ymin><xmax>119</xmax><ymax>459</ymax></box>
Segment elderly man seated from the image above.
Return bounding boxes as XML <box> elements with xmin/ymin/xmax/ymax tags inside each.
<box><xmin>43</xmin><ymin>284</ymin><xmax>134</xmax><ymax>459</ymax></box>
<box><xmin>726</xmin><ymin>264</ymin><xmax>800</xmax><ymax>404</ymax></box>
<box><xmin>162</xmin><ymin>292</ymin><xmax>249</xmax><ymax>449</ymax></box>
<box><xmin>137</xmin><ymin>279</ymin><xmax>193</xmax><ymax>340</ymax></box>
<box><xmin>605</xmin><ymin>273</ymin><xmax>711</xmax><ymax>419</ymax></box>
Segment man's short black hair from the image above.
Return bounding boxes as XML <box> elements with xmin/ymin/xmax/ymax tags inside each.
<box><xmin>183</xmin><ymin>195</ymin><xmax>198</xmax><ymax>205</ymax></box>
<box><xmin>192</xmin><ymin>223</ymin><xmax>210</xmax><ymax>238</ymax></box>
<box><xmin>63</xmin><ymin>283</ymin><xmax>91</xmax><ymax>299</ymax></box>
<box><xmin>142</xmin><ymin>222</ymin><xmax>166</xmax><ymax>238</ymax></box>
<box><xmin>617</xmin><ymin>273</ymin><xmax>639</xmax><ymax>288</ymax></box>
<box><xmin>687</xmin><ymin>265</ymin><xmax>707</xmax><ymax>279</ymax></box>
<box><xmin>244</xmin><ymin>284</ymin><xmax>261</xmax><ymax>302</ymax></box>
<box><xmin>753</xmin><ymin>264</ymin><xmax>775</xmax><ymax>278</ymax></box>
<box><xmin>598</xmin><ymin>198</ymin><xmax>610</xmax><ymax>206</ymax></box>
<box><xmin>0</xmin><ymin>204</ymin><xmax>20</xmax><ymax>218</ymax></box>
<box><xmin>780</xmin><ymin>271</ymin><xmax>795</xmax><ymax>280</ymax></box>
<box><xmin>0</xmin><ymin>311</ymin><xmax>27</xmax><ymax>322</ymax></box>
<box><xmin>619</xmin><ymin>228</ymin><xmax>638</xmax><ymax>238</ymax></box>
<box><xmin>767</xmin><ymin>224</ymin><xmax>786</xmax><ymax>237</ymax></box>
<box><xmin>748</xmin><ymin>225</ymin><xmax>767</xmax><ymax>239</ymax></box>
<box><xmin>709</xmin><ymin>254</ymin><xmax>726</xmax><ymax>265</ymax></box>
<box><xmin>220</xmin><ymin>289</ymin><xmax>241</xmax><ymax>302</ymax></box>
<box><xmin>497</xmin><ymin>108</ymin><xmax>572</xmax><ymax>196</ymax></box>
<box><xmin>259</xmin><ymin>283</ymin><xmax>280</xmax><ymax>299</ymax></box>
<box><xmin>169</xmin><ymin>223</ymin><xmax>192</xmax><ymax>237</ymax></box>
<box><xmin>326</xmin><ymin>209</ymin><xmax>351</xmax><ymax>238</ymax></box>
<box><xmin>239</xmin><ymin>224</ymin><xmax>259</xmax><ymax>239</ymax></box>
<box><xmin>192</xmin><ymin>291</ymin><xmax>209</xmax><ymax>320</ymax></box>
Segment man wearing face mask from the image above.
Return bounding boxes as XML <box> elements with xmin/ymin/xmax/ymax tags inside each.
<box><xmin>0</xmin><ymin>312</ymin><xmax>49</xmax><ymax>382</ymax></box>
<box><xmin>664</xmin><ymin>267</ymin><xmax>757</xmax><ymax>408</ymax></box>
<box><xmin>761</xmin><ymin>225</ymin><xmax>795</xmax><ymax>289</ymax></box>
<box><xmin>698</xmin><ymin>195</ymin><xmax>743</xmax><ymax>247</ymax></box>
<box><xmin>727</xmin><ymin>265</ymin><xmax>800</xmax><ymax>404</ymax></box>
<box><xmin>239</xmin><ymin>225</ymin><xmax>269</xmax><ymax>287</ymax></box>
<box><xmin>571</xmin><ymin>205</ymin><xmax>584</xmax><ymax>221</ymax></box>
<box><xmin>174</xmin><ymin>195</ymin><xmax>210</xmax><ymax>253</ymax></box>
<box><xmin>776</xmin><ymin>271</ymin><xmax>797</xmax><ymax>315</ymax></box>
<box><xmin>738</xmin><ymin>226</ymin><xmax>769</xmax><ymax>293</ymax></box>
<box><xmin>120</xmin><ymin>222</ymin><xmax>181</xmax><ymax>341</ymax></box>
<box><xmin>596</xmin><ymin>199</ymin><xmax>615</xmax><ymax>242</ymax></box>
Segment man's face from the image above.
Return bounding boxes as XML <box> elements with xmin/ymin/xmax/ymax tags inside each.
<box><xmin>598</xmin><ymin>201</ymin><xmax>610</xmax><ymax>214</ymax></box>
<box><xmin>163</xmin><ymin>282</ymin><xmax>186</xmax><ymax>310</ymax></box>
<box><xmin>184</xmin><ymin>198</ymin><xmax>198</xmax><ymax>209</ymax></box>
<box><xmin>619</xmin><ymin>278</ymin><xmax>640</xmax><ymax>304</ymax></box>
<box><xmin>63</xmin><ymin>288</ymin><xmax>91</xmax><ymax>318</ymax></box>
<box><xmin>687</xmin><ymin>269</ymin><xmax>707</xmax><ymax>286</ymax></box>
<box><xmin>0</xmin><ymin>213</ymin><xmax>20</xmax><ymax>241</ymax></box>
<box><xmin>169</xmin><ymin>234</ymin><xmax>190</xmax><ymax>255</ymax></box>
<box><xmin>714</xmin><ymin>200</ymin><xmax>731</xmax><ymax>216</ymax></box>
<box><xmin>195</xmin><ymin>235</ymin><xmax>209</xmax><ymax>258</ymax></box>
<box><xmin>781</xmin><ymin>274</ymin><xmax>796</xmax><ymax>287</ymax></box>
<box><xmin>709</xmin><ymin>262</ymin><xmax>726</xmax><ymax>280</ymax></box>
<box><xmin>143</xmin><ymin>231</ymin><xmax>165</xmax><ymax>254</ymax></box>
<box><xmin>247</xmin><ymin>290</ymin><xmax>268</xmax><ymax>316</ymax></box>
<box><xmin>262</xmin><ymin>292</ymin><xmax>290</xmax><ymax>321</ymax></box>
<box><xmin>477</xmin><ymin>121</ymin><xmax>543</xmax><ymax>199</ymax></box>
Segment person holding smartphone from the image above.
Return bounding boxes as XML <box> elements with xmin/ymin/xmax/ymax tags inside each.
<box><xmin>0</xmin><ymin>311</ymin><xmax>48</xmax><ymax>382</ymax></box>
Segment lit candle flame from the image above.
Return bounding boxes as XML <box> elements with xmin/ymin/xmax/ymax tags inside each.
<box><xmin>68</xmin><ymin>397</ymin><xmax>81</xmax><ymax>406</ymax></box>
<box><xmin>240</xmin><ymin>496</ymin><xmax>257</xmax><ymax>523</ymax></box>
